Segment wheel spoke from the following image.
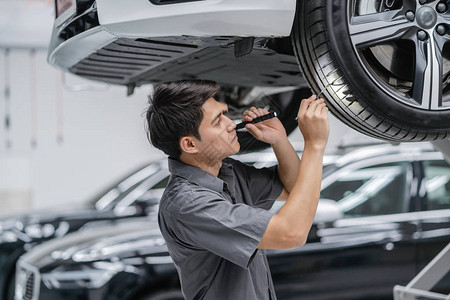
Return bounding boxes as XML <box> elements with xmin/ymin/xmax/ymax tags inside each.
<box><xmin>412</xmin><ymin>35</ymin><xmax>443</xmax><ymax>110</ymax></box>
<box><xmin>438</xmin><ymin>12</ymin><xmax>450</xmax><ymax>22</ymax></box>
<box><xmin>349</xmin><ymin>10</ymin><xmax>413</xmax><ymax>48</ymax></box>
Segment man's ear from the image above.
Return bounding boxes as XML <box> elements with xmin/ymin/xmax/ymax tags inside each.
<box><xmin>179</xmin><ymin>136</ymin><xmax>199</xmax><ymax>154</ymax></box>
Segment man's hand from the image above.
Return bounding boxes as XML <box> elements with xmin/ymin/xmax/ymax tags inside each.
<box><xmin>297</xmin><ymin>95</ymin><xmax>329</xmax><ymax>150</ymax></box>
<box><xmin>243</xmin><ymin>107</ymin><xmax>287</xmax><ymax>145</ymax></box>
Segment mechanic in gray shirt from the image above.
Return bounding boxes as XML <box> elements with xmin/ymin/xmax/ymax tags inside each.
<box><xmin>145</xmin><ymin>80</ymin><xmax>329</xmax><ymax>300</ymax></box>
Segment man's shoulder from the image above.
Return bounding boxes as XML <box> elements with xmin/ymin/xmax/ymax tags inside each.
<box><xmin>159</xmin><ymin>175</ymin><xmax>219</xmax><ymax>216</ymax></box>
<box><xmin>159</xmin><ymin>175</ymin><xmax>193</xmax><ymax>214</ymax></box>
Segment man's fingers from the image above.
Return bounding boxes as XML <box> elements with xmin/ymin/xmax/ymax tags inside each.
<box><xmin>243</xmin><ymin>107</ymin><xmax>271</xmax><ymax>122</ymax></box>
<box><xmin>307</xmin><ymin>101</ymin><xmax>320</xmax><ymax>114</ymax></box>
<box><xmin>258</xmin><ymin>108</ymin><xmax>268</xmax><ymax>115</ymax></box>
<box><xmin>306</xmin><ymin>98</ymin><xmax>326</xmax><ymax>115</ymax></box>
<box><xmin>245</xmin><ymin>123</ymin><xmax>263</xmax><ymax>139</ymax></box>
<box><xmin>314</xmin><ymin>103</ymin><xmax>327</xmax><ymax>117</ymax></box>
<box><xmin>243</xmin><ymin>109</ymin><xmax>257</xmax><ymax>120</ymax></box>
<box><xmin>299</xmin><ymin>96</ymin><xmax>315</xmax><ymax>113</ymax></box>
<box><xmin>250</xmin><ymin>106</ymin><xmax>262</xmax><ymax>117</ymax></box>
<box><xmin>298</xmin><ymin>96</ymin><xmax>328</xmax><ymax>122</ymax></box>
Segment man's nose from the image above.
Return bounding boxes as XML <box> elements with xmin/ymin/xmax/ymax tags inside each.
<box><xmin>226</xmin><ymin>117</ymin><xmax>236</xmax><ymax>132</ymax></box>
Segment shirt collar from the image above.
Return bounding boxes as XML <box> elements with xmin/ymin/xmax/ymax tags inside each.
<box><xmin>168</xmin><ymin>157</ymin><xmax>234</xmax><ymax>193</ymax></box>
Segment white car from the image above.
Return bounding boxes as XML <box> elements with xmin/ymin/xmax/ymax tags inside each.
<box><xmin>48</xmin><ymin>0</ymin><xmax>450</xmax><ymax>146</ymax></box>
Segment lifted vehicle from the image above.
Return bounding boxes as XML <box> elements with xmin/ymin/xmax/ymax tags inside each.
<box><xmin>48</xmin><ymin>0</ymin><xmax>450</xmax><ymax>144</ymax></box>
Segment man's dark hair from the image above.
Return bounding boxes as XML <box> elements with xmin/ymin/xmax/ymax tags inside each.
<box><xmin>146</xmin><ymin>80</ymin><xmax>220</xmax><ymax>158</ymax></box>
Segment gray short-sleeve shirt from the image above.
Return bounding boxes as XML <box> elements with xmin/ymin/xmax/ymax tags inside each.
<box><xmin>158</xmin><ymin>157</ymin><xmax>283</xmax><ymax>300</ymax></box>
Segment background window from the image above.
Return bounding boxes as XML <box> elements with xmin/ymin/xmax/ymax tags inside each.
<box><xmin>423</xmin><ymin>160</ymin><xmax>450</xmax><ymax>210</ymax></box>
<box><xmin>320</xmin><ymin>162</ymin><xmax>409</xmax><ymax>217</ymax></box>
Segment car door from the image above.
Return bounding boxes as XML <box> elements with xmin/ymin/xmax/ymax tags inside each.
<box><xmin>415</xmin><ymin>155</ymin><xmax>450</xmax><ymax>294</ymax></box>
<box><xmin>268</xmin><ymin>155</ymin><xmax>420</xmax><ymax>300</ymax></box>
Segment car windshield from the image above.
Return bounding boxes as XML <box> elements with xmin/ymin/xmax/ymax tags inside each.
<box><xmin>132</xmin><ymin>175</ymin><xmax>170</xmax><ymax>205</ymax></box>
<box><xmin>89</xmin><ymin>163</ymin><xmax>162</xmax><ymax>210</ymax></box>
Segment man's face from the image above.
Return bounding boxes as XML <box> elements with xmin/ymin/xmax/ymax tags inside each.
<box><xmin>195</xmin><ymin>97</ymin><xmax>240</xmax><ymax>163</ymax></box>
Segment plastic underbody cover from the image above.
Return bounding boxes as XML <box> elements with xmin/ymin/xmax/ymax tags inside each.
<box><xmin>68</xmin><ymin>36</ymin><xmax>306</xmax><ymax>88</ymax></box>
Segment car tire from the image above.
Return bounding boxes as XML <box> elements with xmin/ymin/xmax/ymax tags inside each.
<box><xmin>292</xmin><ymin>0</ymin><xmax>450</xmax><ymax>142</ymax></box>
<box><xmin>140</xmin><ymin>289</ymin><xmax>184</xmax><ymax>300</ymax></box>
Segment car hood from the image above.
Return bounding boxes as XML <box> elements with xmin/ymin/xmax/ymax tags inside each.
<box><xmin>0</xmin><ymin>205</ymin><xmax>145</xmax><ymax>244</ymax></box>
<box><xmin>19</xmin><ymin>217</ymin><xmax>165</xmax><ymax>269</ymax></box>
<box><xmin>1</xmin><ymin>204</ymin><xmax>88</xmax><ymax>230</ymax></box>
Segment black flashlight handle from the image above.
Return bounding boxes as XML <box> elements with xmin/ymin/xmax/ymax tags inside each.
<box><xmin>236</xmin><ymin>111</ymin><xmax>277</xmax><ymax>129</ymax></box>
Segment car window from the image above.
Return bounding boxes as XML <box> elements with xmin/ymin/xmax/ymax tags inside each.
<box><xmin>138</xmin><ymin>176</ymin><xmax>171</xmax><ymax>203</ymax></box>
<box><xmin>320</xmin><ymin>162</ymin><xmax>410</xmax><ymax>217</ymax></box>
<box><xmin>152</xmin><ymin>176</ymin><xmax>170</xmax><ymax>189</ymax></box>
<box><xmin>423</xmin><ymin>160</ymin><xmax>450</xmax><ymax>211</ymax></box>
<box><xmin>92</xmin><ymin>164</ymin><xmax>161</xmax><ymax>210</ymax></box>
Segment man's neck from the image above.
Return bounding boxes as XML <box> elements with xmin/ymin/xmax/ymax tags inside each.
<box><xmin>179</xmin><ymin>154</ymin><xmax>223</xmax><ymax>177</ymax></box>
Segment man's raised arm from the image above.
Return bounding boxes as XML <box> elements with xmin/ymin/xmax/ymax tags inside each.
<box><xmin>249</xmin><ymin>95</ymin><xmax>329</xmax><ymax>250</ymax></box>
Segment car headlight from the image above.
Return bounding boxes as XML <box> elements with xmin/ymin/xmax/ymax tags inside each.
<box><xmin>41</xmin><ymin>261</ymin><xmax>131</xmax><ymax>290</ymax></box>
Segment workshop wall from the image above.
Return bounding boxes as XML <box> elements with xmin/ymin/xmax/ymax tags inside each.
<box><xmin>0</xmin><ymin>49</ymin><xmax>164</xmax><ymax>216</ymax></box>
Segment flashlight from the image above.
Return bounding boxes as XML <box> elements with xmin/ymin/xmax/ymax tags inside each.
<box><xmin>236</xmin><ymin>111</ymin><xmax>278</xmax><ymax>130</ymax></box>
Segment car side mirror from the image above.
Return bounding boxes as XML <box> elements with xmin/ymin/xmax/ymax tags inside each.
<box><xmin>313</xmin><ymin>199</ymin><xmax>343</xmax><ymax>224</ymax></box>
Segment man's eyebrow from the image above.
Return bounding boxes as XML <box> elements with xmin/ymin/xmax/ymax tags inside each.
<box><xmin>211</xmin><ymin>108</ymin><xmax>228</xmax><ymax>125</ymax></box>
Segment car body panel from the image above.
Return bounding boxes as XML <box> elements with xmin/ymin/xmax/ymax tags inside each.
<box><xmin>48</xmin><ymin>26</ymin><xmax>117</xmax><ymax>69</ymax></box>
<box><xmin>96</xmin><ymin>0</ymin><xmax>296</xmax><ymax>38</ymax></box>
<box><xmin>48</xmin><ymin>0</ymin><xmax>297</xmax><ymax>72</ymax></box>
<box><xmin>47</xmin><ymin>0</ymin><xmax>303</xmax><ymax>87</ymax></box>
<box><xmin>17</xmin><ymin>218</ymin><xmax>160</xmax><ymax>269</ymax></box>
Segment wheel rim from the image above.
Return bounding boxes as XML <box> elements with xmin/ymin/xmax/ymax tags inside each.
<box><xmin>347</xmin><ymin>0</ymin><xmax>450</xmax><ymax>111</ymax></box>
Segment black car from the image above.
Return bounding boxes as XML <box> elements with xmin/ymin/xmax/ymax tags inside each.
<box><xmin>48</xmin><ymin>0</ymin><xmax>450</xmax><ymax>145</ymax></box>
<box><xmin>15</xmin><ymin>143</ymin><xmax>450</xmax><ymax>300</ymax></box>
<box><xmin>0</xmin><ymin>146</ymin><xmax>296</xmax><ymax>300</ymax></box>
<box><xmin>0</xmin><ymin>160</ymin><xmax>168</xmax><ymax>300</ymax></box>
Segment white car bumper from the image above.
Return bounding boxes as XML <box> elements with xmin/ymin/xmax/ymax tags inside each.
<box><xmin>97</xmin><ymin>0</ymin><xmax>297</xmax><ymax>38</ymax></box>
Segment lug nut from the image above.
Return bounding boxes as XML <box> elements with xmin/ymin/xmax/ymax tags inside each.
<box><xmin>436</xmin><ymin>2</ymin><xmax>447</xmax><ymax>13</ymax></box>
<box><xmin>417</xmin><ymin>30</ymin><xmax>428</xmax><ymax>40</ymax></box>
<box><xmin>436</xmin><ymin>24</ymin><xmax>446</xmax><ymax>35</ymax></box>
<box><xmin>406</xmin><ymin>10</ymin><xmax>415</xmax><ymax>21</ymax></box>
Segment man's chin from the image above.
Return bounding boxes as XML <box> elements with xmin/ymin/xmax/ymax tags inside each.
<box><xmin>235</xmin><ymin>142</ymin><xmax>240</xmax><ymax>153</ymax></box>
<box><xmin>224</xmin><ymin>143</ymin><xmax>240</xmax><ymax>159</ymax></box>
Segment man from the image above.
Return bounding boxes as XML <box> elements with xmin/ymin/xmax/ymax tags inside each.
<box><xmin>146</xmin><ymin>80</ymin><xmax>329</xmax><ymax>299</ymax></box>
